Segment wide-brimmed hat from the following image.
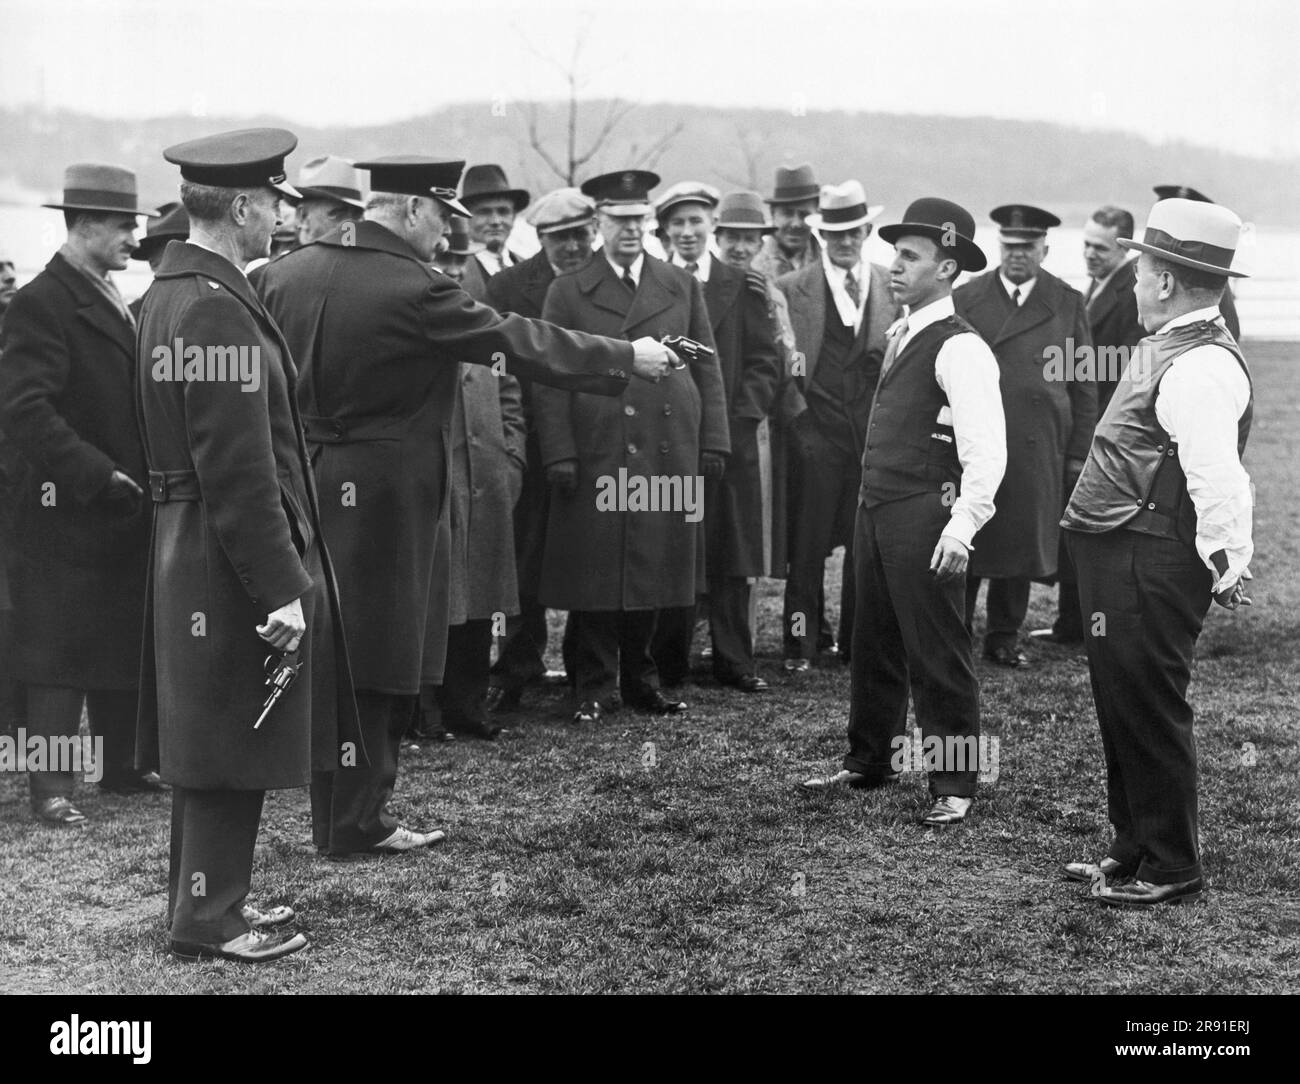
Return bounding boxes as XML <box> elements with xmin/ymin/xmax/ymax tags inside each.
<box><xmin>991</xmin><ymin>203</ymin><xmax>1060</xmax><ymax>242</ymax></box>
<box><xmin>527</xmin><ymin>188</ymin><xmax>597</xmax><ymax>234</ymax></box>
<box><xmin>581</xmin><ymin>170</ymin><xmax>660</xmax><ymax>217</ymax></box>
<box><xmin>357</xmin><ymin>156</ymin><xmax>469</xmax><ymax>216</ymax></box>
<box><xmin>806</xmin><ymin>181</ymin><xmax>884</xmax><ymax>232</ymax></box>
<box><xmin>42</xmin><ymin>163</ymin><xmax>158</xmax><ymax>216</ymax></box>
<box><xmin>654</xmin><ymin>181</ymin><xmax>721</xmax><ymax>221</ymax></box>
<box><xmin>1118</xmin><ymin>197</ymin><xmax>1247</xmax><ymax>278</ymax></box>
<box><xmin>163</xmin><ymin>128</ymin><xmax>301</xmax><ymax>200</ymax></box>
<box><xmin>461</xmin><ymin>164</ymin><xmax>530</xmax><ymax>212</ymax></box>
<box><xmin>714</xmin><ymin>191</ymin><xmax>775</xmax><ymax>233</ymax></box>
<box><xmin>295</xmin><ymin>155</ymin><xmax>366</xmax><ymax>209</ymax></box>
<box><xmin>767</xmin><ymin>163</ymin><xmax>819</xmax><ymax>206</ymax></box>
<box><xmin>131</xmin><ymin>201</ymin><xmax>190</xmax><ymax>260</ymax></box>
<box><xmin>878</xmin><ymin>197</ymin><xmax>987</xmax><ymax>272</ymax></box>
<box><xmin>443</xmin><ymin>216</ymin><xmax>485</xmax><ymax>257</ymax></box>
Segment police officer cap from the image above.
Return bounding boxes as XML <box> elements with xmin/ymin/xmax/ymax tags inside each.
<box><xmin>163</xmin><ymin>128</ymin><xmax>301</xmax><ymax>199</ymax></box>
<box><xmin>581</xmin><ymin>170</ymin><xmax>661</xmax><ymax>216</ymax></box>
<box><xmin>355</xmin><ymin>156</ymin><xmax>470</xmax><ymax>216</ymax></box>
<box><xmin>990</xmin><ymin>203</ymin><xmax>1061</xmax><ymax>242</ymax></box>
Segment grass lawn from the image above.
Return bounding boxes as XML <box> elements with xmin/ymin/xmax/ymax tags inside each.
<box><xmin>1</xmin><ymin>341</ymin><xmax>1297</xmax><ymax>996</ymax></box>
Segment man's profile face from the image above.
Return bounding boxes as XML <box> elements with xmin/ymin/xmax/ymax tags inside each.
<box><xmin>715</xmin><ymin>228</ymin><xmax>764</xmax><ymax>269</ymax></box>
<box><xmin>889</xmin><ymin>234</ymin><xmax>951</xmax><ymax>309</ymax></box>
<box><xmin>662</xmin><ymin>203</ymin><xmax>713</xmax><ymax>264</ymax></box>
<box><xmin>1083</xmin><ymin>220</ymin><xmax>1126</xmax><ymax>281</ymax></box>
<box><xmin>772</xmin><ymin>199</ymin><xmax>816</xmax><ymax>254</ymax></box>
<box><xmin>539</xmin><ymin>223</ymin><xmax>597</xmax><ymax>274</ymax></box>
<box><xmin>999</xmin><ymin>237</ymin><xmax>1047</xmax><ymax>285</ymax></box>
<box><xmin>1131</xmin><ymin>251</ymin><xmax>1169</xmax><ymax>331</ymax></box>
<box><xmin>80</xmin><ymin>214</ymin><xmax>140</xmax><ymax>272</ymax></box>
<box><xmin>0</xmin><ymin>260</ymin><xmax>17</xmax><ymax>308</ymax></box>
<box><xmin>467</xmin><ymin>197</ymin><xmax>516</xmax><ymax>253</ymax></box>
<box><xmin>598</xmin><ymin>211</ymin><xmax>646</xmax><ymax>265</ymax></box>
<box><xmin>242</xmin><ymin>188</ymin><xmax>282</xmax><ymax>260</ymax></box>
<box><xmin>822</xmin><ymin>224</ymin><xmax>869</xmax><ymax>271</ymax></box>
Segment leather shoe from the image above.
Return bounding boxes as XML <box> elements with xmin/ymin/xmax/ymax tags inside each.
<box><xmin>99</xmin><ymin>771</ymin><xmax>167</xmax><ymax>794</ymax></box>
<box><xmin>540</xmin><ymin>669</ymin><xmax>569</xmax><ymax>687</ymax></box>
<box><xmin>1098</xmin><ymin>877</ymin><xmax>1204</xmax><ymax>908</ymax></box>
<box><xmin>983</xmin><ymin>645</ymin><xmax>1029</xmax><ymax>668</ymax></box>
<box><xmin>783</xmin><ymin>657</ymin><xmax>810</xmax><ymax>673</ymax></box>
<box><xmin>801</xmin><ymin>769</ymin><xmax>896</xmax><ymax>791</ymax></box>
<box><xmin>171</xmin><ymin>928</ymin><xmax>309</xmax><ymax>963</ymax></box>
<box><xmin>371</xmin><ymin>826</ymin><xmax>447</xmax><ymax>853</ymax></box>
<box><xmin>242</xmin><ymin>903</ymin><xmax>296</xmax><ymax>928</ymax></box>
<box><xmin>1062</xmin><ymin>856</ymin><xmax>1136</xmax><ymax>884</ymax></box>
<box><xmin>573</xmin><ymin>698</ymin><xmax>616</xmax><ymax>723</ymax></box>
<box><xmin>486</xmin><ymin>686</ymin><xmax>522</xmax><ymax>714</ymax></box>
<box><xmin>444</xmin><ymin>714</ymin><xmax>502</xmax><ymax>741</ymax></box>
<box><xmin>629</xmin><ymin>689</ymin><xmax>688</xmax><ymax>715</ymax></box>
<box><xmin>1029</xmin><ymin>628</ymin><xmax>1083</xmax><ymax>645</ymax></box>
<box><xmin>33</xmin><ymin>796</ymin><xmax>87</xmax><ymax>826</ymax></box>
<box><xmin>725</xmin><ymin>674</ymin><xmax>769</xmax><ymax>693</ymax></box>
<box><xmin>922</xmin><ymin>795</ymin><xmax>972</xmax><ymax>826</ymax></box>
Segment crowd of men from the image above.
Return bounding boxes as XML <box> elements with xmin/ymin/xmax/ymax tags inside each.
<box><xmin>0</xmin><ymin>128</ymin><xmax>1255</xmax><ymax>962</ymax></box>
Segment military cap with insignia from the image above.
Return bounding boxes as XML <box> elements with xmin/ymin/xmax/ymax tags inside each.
<box><xmin>355</xmin><ymin>156</ymin><xmax>470</xmax><ymax>216</ymax></box>
<box><xmin>990</xmin><ymin>203</ymin><xmax>1060</xmax><ymax>242</ymax></box>
<box><xmin>131</xmin><ymin>201</ymin><xmax>190</xmax><ymax>261</ymax></box>
<box><xmin>163</xmin><ymin>128</ymin><xmax>301</xmax><ymax>199</ymax></box>
<box><xmin>295</xmin><ymin>155</ymin><xmax>367</xmax><ymax>209</ymax></box>
<box><xmin>654</xmin><ymin>181</ymin><xmax>721</xmax><ymax>221</ymax></box>
<box><xmin>527</xmin><ymin>188</ymin><xmax>597</xmax><ymax>234</ymax></box>
<box><xmin>581</xmin><ymin>170</ymin><xmax>660</xmax><ymax>217</ymax></box>
<box><xmin>1154</xmin><ymin>184</ymin><xmax>1212</xmax><ymax>204</ymax></box>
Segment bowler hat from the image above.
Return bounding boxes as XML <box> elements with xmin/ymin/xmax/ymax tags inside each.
<box><xmin>528</xmin><ymin>188</ymin><xmax>596</xmax><ymax>234</ymax></box>
<box><xmin>295</xmin><ymin>155</ymin><xmax>366</xmax><ymax>209</ymax></box>
<box><xmin>163</xmin><ymin>128</ymin><xmax>301</xmax><ymax>200</ymax></box>
<box><xmin>1118</xmin><ymin>198</ymin><xmax>1247</xmax><ymax>278</ymax></box>
<box><xmin>878</xmin><ymin>197</ymin><xmax>987</xmax><ymax>272</ymax></box>
<box><xmin>131</xmin><ymin>202</ymin><xmax>190</xmax><ymax>261</ymax></box>
<box><xmin>714</xmin><ymin>191</ymin><xmax>775</xmax><ymax>233</ymax></box>
<box><xmin>42</xmin><ymin>163</ymin><xmax>158</xmax><ymax>216</ymax></box>
<box><xmin>807</xmin><ymin>180</ymin><xmax>883</xmax><ymax>232</ymax></box>
<box><xmin>581</xmin><ymin>170</ymin><xmax>660</xmax><ymax>217</ymax></box>
<box><xmin>461</xmin><ymin>164</ymin><xmax>530</xmax><ymax>212</ymax></box>
<box><xmin>767</xmin><ymin>163</ymin><xmax>820</xmax><ymax>205</ymax></box>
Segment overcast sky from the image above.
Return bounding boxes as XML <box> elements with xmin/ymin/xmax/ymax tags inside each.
<box><xmin>4</xmin><ymin>0</ymin><xmax>1297</xmax><ymax>158</ymax></box>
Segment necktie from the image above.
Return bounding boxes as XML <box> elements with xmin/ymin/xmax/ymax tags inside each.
<box><xmin>880</xmin><ymin>319</ymin><xmax>909</xmax><ymax>379</ymax></box>
<box><xmin>685</xmin><ymin>261</ymin><xmax>699</xmax><ymax>279</ymax></box>
<box><xmin>1085</xmin><ymin>278</ymin><xmax>1098</xmax><ymax>311</ymax></box>
<box><xmin>1011</xmin><ymin>286</ymin><xmax>1022</xmax><ymax>307</ymax></box>
<box><xmin>845</xmin><ymin>270</ymin><xmax>861</xmax><ymax>309</ymax></box>
<box><xmin>622</xmin><ymin>268</ymin><xmax>636</xmax><ymax>292</ymax></box>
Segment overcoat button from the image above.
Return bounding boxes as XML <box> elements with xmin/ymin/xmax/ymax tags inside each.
<box><xmin>659</xmin><ymin>441</ymin><xmax>670</xmax><ymax>453</ymax></box>
<box><xmin>624</xmin><ymin>405</ymin><xmax>636</xmax><ymax>416</ymax></box>
<box><xmin>627</xmin><ymin>444</ymin><xmax>637</xmax><ymax>455</ymax></box>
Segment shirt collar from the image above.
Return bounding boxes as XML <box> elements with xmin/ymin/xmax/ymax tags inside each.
<box><xmin>902</xmin><ymin>293</ymin><xmax>955</xmax><ymax>338</ymax></box>
<box><xmin>671</xmin><ymin>249</ymin><xmax>711</xmax><ymax>282</ymax></box>
<box><xmin>606</xmin><ymin>251</ymin><xmax>645</xmax><ymax>285</ymax></box>
<box><xmin>1156</xmin><ymin>305</ymin><xmax>1225</xmax><ymax>335</ymax></box>
<box><xmin>999</xmin><ymin>272</ymin><xmax>1036</xmax><ymax>303</ymax></box>
<box><xmin>822</xmin><ymin>250</ymin><xmax>863</xmax><ymax>290</ymax></box>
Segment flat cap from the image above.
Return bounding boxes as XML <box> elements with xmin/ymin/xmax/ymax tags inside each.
<box><xmin>654</xmin><ymin>181</ymin><xmax>721</xmax><ymax>220</ymax></box>
<box><xmin>163</xmin><ymin>128</ymin><xmax>300</xmax><ymax>199</ymax></box>
<box><xmin>527</xmin><ymin>188</ymin><xmax>597</xmax><ymax>234</ymax></box>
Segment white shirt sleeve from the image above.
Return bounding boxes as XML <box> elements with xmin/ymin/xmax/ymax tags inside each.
<box><xmin>934</xmin><ymin>332</ymin><xmax>1007</xmax><ymax>548</ymax></box>
<box><xmin>1154</xmin><ymin>343</ymin><xmax>1253</xmax><ymax>590</ymax></box>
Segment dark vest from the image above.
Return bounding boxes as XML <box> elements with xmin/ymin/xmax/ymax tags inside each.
<box><xmin>859</xmin><ymin>315</ymin><xmax>972</xmax><ymax>508</ymax></box>
<box><xmin>807</xmin><ymin>281</ymin><xmax>874</xmax><ymax>456</ymax></box>
<box><xmin>1061</xmin><ymin>319</ymin><xmax>1251</xmax><ymax>545</ymax></box>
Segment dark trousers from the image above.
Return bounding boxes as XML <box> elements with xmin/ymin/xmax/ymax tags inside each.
<box><xmin>25</xmin><ymin>684</ymin><xmax>139</xmax><ymax>804</ymax></box>
<box><xmin>168</xmin><ymin>786</ymin><xmax>264</xmax><ymax>945</ymax></box>
<box><xmin>1053</xmin><ymin>536</ymin><xmax>1085</xmax><ymax>639</ymax></box>
<box><xmin>784</xmin><ymin>430</ymin><xmax>858</xmax><ymax>659</ymax></box>
<box><xmin>709</xmin><ymin>577</ymin><xmax>756</xmax><ymax>681</ymax></box>
<box><xmin>0</xmin><ymin>609</ymin><xmax>22</xmax><ymax>736</ymax></box>
<box><xmin>570</xmin><ymin>609</ymin><xmax>658</xmax><ymax>701</ymax></box>
<box><xmin>437</xmin><ymin>618</ymin><xmax>492</xmax><ymax>724</ymax></box>
<box><xmin>1067</xmin><ymin>529</ymin><xmax>1211</xmax><ymax>884</ymax></box>
<box><xmin>650</xmin><ymin>604</ymin><xmax>697</xmax><ymax>686</ymax></box>
<box><xmin>311</xmin><ymin>689</ymin><xmax>410</xmax><ymax>855</ymax></box>
<box><xmin>964</xmin><ymin>577</ymin><xmax>1031</xmax><ymax>652</ymax></box>
<box><xmin>491</xmin><ymin>595</ymin><xmax>548</xmax><ymax>691</ymax></box>
<box><xmin>845</xmin><ymin>495</ymin><xmax>980</xmax><ymax>797</ymax></box>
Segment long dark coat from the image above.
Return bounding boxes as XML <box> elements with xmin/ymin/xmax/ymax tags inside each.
<box><xmin>1087</xmin><ymin>260</ymin><xmax>1146</xmax><ymax>413</ymax></box>
<box><xmin>954</xmin><ymin>267</ymin><xmax>1096</xmax><ymax>579</ymax></box>
<box><xmin>134</xmin><ymin>241</ymin><xmax>362</xmax><ymax>789</ymax></box>
<box><xmin>0</xmin><ymin>252</ymin><xmax>150</xmax><ymax>689</ymax></box>
<box><xmin>258</xmin><ymin>221</ymin><xmax>633</xmax><ymax>693</ymax></box>
<box><xmin>534</xmin><ymin>255</ymin><xmax>731</xmax><ymax>611</ymax></box>
<box><xmin>485</xmin><ymin>250</ymin><xmax>556</xmax><ymax>597</ymax></box>
<box><xmin>701</xmin><ymin>262</ymin><xmax>781</xmax><ymax>581</ymax></box>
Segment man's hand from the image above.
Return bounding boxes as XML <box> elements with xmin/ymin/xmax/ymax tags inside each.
<box><xmin>506</xmin><ymin>456</ymin><xmax>525</xmax><ymax>508</ymax></box>
<box><xmin>929</xmin><ymin>535</ymin><xmax>970</xmax><ymax>583</ymax></box>
<box><xmin>105</xmin><ymin>468</ymin><xmax>144</xmax><ymax>505</ymax></box>
<box><xmin>630</xmin><ymin>336</ymin><xmax>679</xmax><ymax>382</ymax></box>
<box><xmin>701</xmin><ymin>451</ymin><xmax>726</xmax><ymax>480</ymax></box>
<box><xmin>547</xmin><ymin>459</ymin><xmax>578</xmax><ymax>497</ymax></box>
<box><xmin>257</xmin><ymin>597</ymin><xmax>306</xmax><ymax>652</ymax></box>
<box><xmin>1064</xmin><ymin>456</ymin><xmax>1085</xmax><ymax>491</ymax></box>
<box><xmin>1213</xmin><ymin>566</ymin><xmax>1253</xmax><ymax>610</ymax></box>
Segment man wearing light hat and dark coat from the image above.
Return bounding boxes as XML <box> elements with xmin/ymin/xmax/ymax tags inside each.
<box><xmin>136</xmin><ymin>128</ymin><xmax>362</xmax><ymax>961</ymax></box>
<box><xmin>292</xmin><ymin>155</ymin><xmax>366</xmax><ymax>246</ymax></box>
<box><xmin>485</xmin><ymin>188</ymin><xmax>601</xmax><ymax>711</ymax></box>
<box><xmin>534</xmin><ymin>169</ymin><xmax>730</xmax><ymax>723</ymax></box>
<box><xmin>1154</xmin><ymin>185</ymin><xmax>1241</xmax><ymax>340</ymax></box>
<box><xmin>259</xmin><ymin>157</ymin><xmax>678</xmax><ymax>851</ymax></box>
<box><xmin>752</xmin><ymin>163</ymin><xmax>823</xmax><ymax>281</ymax></box>
<box><xmin>0</xmin><ymin>163</ymin><xmax>160</xmax><ymax>826</ymax></box>
<box><xmin>954</xmin><ymin>204</ymin><xmax>1096</xmax><ymax>668</ymax></box>
<box><xmin>1062</xmin><ymin>198</ymin><xmax>1254</xmax><ymax>908</ymax></box>
<box><xmin>777</xmin><ymin>180</ymin><xmax>900</xmax><ymax>670</ymax></box>
<box><xmin>802</xmin><ymin>197</ymin><xmax>1006</xmax><ymax>827</ymax></box>
<box><xmin>651</xmin><ymin>181</ymin><xmax>781</xmax><ymax>692</ymax></box>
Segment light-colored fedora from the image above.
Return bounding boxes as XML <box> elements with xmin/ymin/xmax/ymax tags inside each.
<box><xmin>806</xmin><ymin>181</ymin><xmax>883</xmax><ymax>232</ymax></box>
<box><xmin>1119</xmin><ymin>197</ymin><xmax>1248</xmax><ymax>278</ymax></box>
<box><xmin>295</xmin><ymin>155</ymin><xmax>366</xmax><ymax>209</ymax></box>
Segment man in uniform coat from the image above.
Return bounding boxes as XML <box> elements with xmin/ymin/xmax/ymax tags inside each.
<box><xmin>954</xmin><ymin>204</ymin><xmax>1096</xmax><ymax>667</ymax></box>
<box><xmin>652</xmin><ymin>182</ymin><xmax>781</xmax><ymax>692</ymax></box>
<box><xmin>1032</xmin><ymin>205</ymin><xmax>1145</xmax><ymax>646</ymax></box>
<box><xmin>1062</xmin><ymin>198</ymin><xmax>1253</xmax><ymax>907</ymax></box>
<box><xmin>485</xmin><ymin>188</ymin><xmax>601</xmax><ymax>712</ymax></box>
<box><xmin>534</xmin><ymin>170</ymin><xmax>731</xmax><ymax>724</ymax></box>
<box><xmin>777</xmin><ymin>181</ymin><xmax>899</xmax><ymax>670</ymax></box>
<box><xmin>259</xmin><ymin>157</ymin><xmax>677</xmax><ymax>855</ymax></box>
<box><xmin>0</xmin><ymin>163</ymin><xmax>160</xmax><ymax>825</ymax></box>
<box><xmin>136</xmin><ymin>128</ymin><xmax>363</xmax><ymax>961</ymax></box>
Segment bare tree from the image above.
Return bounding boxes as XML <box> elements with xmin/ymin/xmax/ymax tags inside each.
<box><xmin>711</xmin><ymin>123</ymin><xmax>767</xmax><ymax>190</ymax></box>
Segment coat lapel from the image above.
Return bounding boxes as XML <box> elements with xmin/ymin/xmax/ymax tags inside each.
<box><xmin>48</xmin><ymin>254</ymin><xmax>135</xmax><ymax>361</ymax></box>
<box><xmin>993</xmin><ymin>271</ymin><xmax>1055</xmax><ymax>346</ymax></box>
<box><xmin>577</xmin><ymin>257</ymin><xmax>632</xmax><ymax>323</ymax></box>
<box><xmin>704</xmin><ymin>264</ymin><xmax>741</xmax><ymax>335</ymax></box>
<box><xmin>521</xmin><ymin>251</ymin><xmax>555</xmax><ymax>312</ymax></box>
<box><xmin>787</xmin><ymin>262</ymin><xmax>826</xmax><ymax>382</ymax></box>
<box><xmin>622</xmin><ymin>257</ymin><xmax>677</xmax><ymax>336</ymax></box>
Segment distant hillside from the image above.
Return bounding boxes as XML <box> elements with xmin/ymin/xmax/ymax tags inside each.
<box><xmin>2</xmin><ymin>102</ymin><xmax>1296</xmax><ymax>227</ymax></box>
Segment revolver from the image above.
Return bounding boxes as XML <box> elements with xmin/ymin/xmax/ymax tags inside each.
<box><xmin>254</xmin><ymin>649</ymin><xmax>301</xmax><ymax>730</ymax></box>
<box><xmin>659</xmin><ymin>334</ymin><xmax>714</xmax><ymax>369</ymax></box>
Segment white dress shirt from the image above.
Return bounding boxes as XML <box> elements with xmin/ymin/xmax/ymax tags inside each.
<box><xmin>671</xmin><ymin>249</ymin><xmax>712</xmax><ymax>283</ymax></box>
<box><xmin>606</xmin><ymin>252</ymin><xmax>645</xmax><ymax>287</ymax></box>
<box><xmin>822</xmin><ymin>251</ymin><xmax>867</xmax><ymax>333</ymax></box>
<box><xmin>1152</xmin><ymin>305</ymin><xmax>1254</xmax><ymax>589</ymax></box>
<box><xmin>999</xmin><ymin>273</ymin><xmax>1036</xmax><ymax>305</ymax></box>
<box><xmin>475</xmin><ymin>248</ymin><xmax>516</xmax><ymax>276</ymax></box>
<box><xmin>895</xmin><ymin>294</ymin><xmax>1007</xmax><ymax>548</ymax></box>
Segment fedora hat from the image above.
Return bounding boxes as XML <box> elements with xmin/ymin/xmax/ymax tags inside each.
<box><xmin>767</xmin><ymin>163</ymin><xmax>819</xmax><ymax>205</ymax></box>
<box><xmin>42</xmin><ymin>163</ymin><xmax>157</xmax><ymax>216</ymax></box>
<box><xmin>806</xmin><ymin>181</ymin><xmax>883</xmax><ymax>232</ymax></box>
<box><xmin>443</xmin><ymin>216</ymin><xmax>484</xmax><ymax>257</ymax></box>
<box><xmin>131</xmin><ymin>201</ymin><xmax>190</xmax><ymax>261</ymax></box>
<box><xmin>878</xmin><ymin>197</ymin><xmax>987</xmax><ymax>272</ymax></box>
<box><xmin>461</xmin><ymin>164</ymin><xmax>530</xmax><ymax>212</ymax></box>
<box><xmin>1118</xmin><ymin>197</ymin><xmax>1247</xmax><ymax>278</ymax></box>
<box><xmin>714</xmin><ymin>191</ymin><xmax>775</xmax><ymax>233</ymax></box>
<box><xmin>295</xmin><ymin>155</ymin><xmax>366</xmax><ymax>209</ymax></box>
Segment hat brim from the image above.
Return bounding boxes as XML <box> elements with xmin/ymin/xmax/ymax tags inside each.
<box><xmin>296</xmin><ymin>186</ymin><xmax>366</xmax><ymax>210</ymax></box>
<box><xmin>435</xmin><ymin>194</ymin><xmax>472</xmax><ymax>217</ymax></box>
<box><xmin>130</xmin><ymin>234</ymin><xmax>186</xmax><ymax>260</ymax></box>
<box><xmin>766</xmin><ymin>190</ymin><xmax>821</xmax><ymax>206</ymax></box>
<box><xmin>43</xmin><ymin>201</ymin><xmax>159</xmax><ymax>217</ymax></box>
<box><xmin>1117</xmin><ymin>237</ymin><xmax>1247</xmax><ymax>278</ymax></box>
<box><xmin>654</xmin><ymin>196</ymin><xmax>720</xmax><ymax>220</ymax></box>
<box><xmin>808</xmin><ymin>205</ymin><xmax>884</xmax><ymax>232</ymax></box>
<box><xmin>597</xmin><ymin>202</ymin><xmax>653</xmax><ymax>218</ymax></box>
<box><xmin>464</xmin><ymin>189</ymin><xmax>530</xmax><ymax>213</ymax></box>
<box><xmin>714</xmin><ymin>220</ymin><xmax>776</xmax><ymax>234</ymax></box>
<box><xmin>270</xmin><ymin>180</ymin><xmax>302</xmax><ymax>201</ymax></box>
<box><xmin>878</xmin><ymin>222</ymin><xmax>987</xmax><ymax>272</ymax></box>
